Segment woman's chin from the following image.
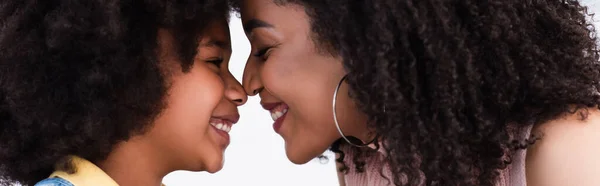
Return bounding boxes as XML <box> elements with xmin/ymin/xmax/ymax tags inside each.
<box><xmin>285</xmin><ymin>143</ymin><xmax>325</xmax><ymax>165</ymax></box>
<box><xmin>286</xmin><ymin>154</ymin><xmax>312</xmax><ymax>165</ymax></box>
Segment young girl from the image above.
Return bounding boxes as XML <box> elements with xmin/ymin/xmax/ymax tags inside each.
<box><xmin>234</xmin><ymin>0</ymin><xmax>600</xmax><ymax>185</ymax></box>
<box><xmin>0</xmin><ymin>1</ymin><xmax>245</xmax><ymax>186</ymax></box>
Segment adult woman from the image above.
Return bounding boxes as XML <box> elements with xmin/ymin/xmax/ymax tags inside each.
<box><xmin>0</xmin><ymin>1</ymin><xmax>245</xmax><ymax>185</ymax></box>
<box><xmin>234</xmin><ymin>0</ymin><xmax>600</xmax><ymax>185</ymax></box>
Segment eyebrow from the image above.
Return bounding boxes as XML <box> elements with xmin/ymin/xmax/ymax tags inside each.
<box><xmin>243</xmin><ymin>19</ymin><xmax>274</xmax><ymax>34</ymax></box>
<box><xmin>201</xmin><ymin>39</ymin><xmax>231</xmax><ymax>50</ymax></box>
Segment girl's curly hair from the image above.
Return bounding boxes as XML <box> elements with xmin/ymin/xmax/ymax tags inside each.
<box><xmin>0</xmin><ymin>0</ymin><xmax>228</xmax><ymax>185</ymax></box>
<box><xmin>232</xmin><ymin>0</ymin><xmax>600</xmax><ymax>185</ymax></box>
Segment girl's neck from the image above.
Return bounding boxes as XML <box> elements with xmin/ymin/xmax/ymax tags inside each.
<box><xmin>97</xmin><ymin>137</ymin><xmax>171</xmax><ymax>186</ymax></box>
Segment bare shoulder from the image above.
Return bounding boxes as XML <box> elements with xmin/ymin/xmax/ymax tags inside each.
<box><xmin>526</xmin><ymin>108</ymin><xmax>600</xmax><ymax>186</ymax></box>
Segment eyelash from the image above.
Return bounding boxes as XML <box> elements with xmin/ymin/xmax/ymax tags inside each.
<box><xmin>253</xmin><ymin>47</ymin><xmax>272</xmax><ymax>60</ymax></box>
<box><xmin>206</xmin><ymin>58</ymin><xmax>224</xmax><ymax>67</ymax></box>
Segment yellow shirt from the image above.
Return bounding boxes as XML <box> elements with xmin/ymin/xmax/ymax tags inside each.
<box><xmin>49</xmin><ymin>156</ymin><xmax>165</xmax><ymax>186</ymax></box>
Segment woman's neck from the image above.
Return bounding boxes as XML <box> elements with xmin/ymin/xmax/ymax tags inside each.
<box><xmin>336</xmin><ymin>82</ymin><xmax>377</xmax><ymax>143</ymax></box>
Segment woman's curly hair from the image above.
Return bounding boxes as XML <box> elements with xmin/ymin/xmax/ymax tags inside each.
<box><xmin>0</xmin><ymin>0</ymin><xmax>228</xmax><ymax>185</ymax></box>
<box><xmin>232</xmin><ymin>0</ymin><xmax>600</xmax><ymax>185</ymax></box>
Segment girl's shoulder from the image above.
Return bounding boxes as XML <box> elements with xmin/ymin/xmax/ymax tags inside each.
<box><xmin>34</xmin><ymin>177</ymin><xmax>74</xmax><ymax>186</ymax></box>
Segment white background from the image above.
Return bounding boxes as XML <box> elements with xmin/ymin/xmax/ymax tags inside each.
<box><xmin>163</xmin><ymin>1</ymin><xmax>600</xmax><ymax>185</ymax></box>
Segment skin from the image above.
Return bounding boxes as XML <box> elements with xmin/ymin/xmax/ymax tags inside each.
<box><xmin>97</xmin><ymin>19</ymin><xmax>247</xmax><ymax>186</ymax></box>
<box><xmin>526</xmin><ymin>108</ymin><xmax>600</xmax><ymax>186</ymax></box>
<box><xmin>240</xmin><ymin>0</ymin><xmax>375</xmax><ymax>164</ymax></box>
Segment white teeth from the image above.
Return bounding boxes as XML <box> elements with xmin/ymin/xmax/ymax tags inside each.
<box><xmin>210</xmin><ymin>122</ymin><xmax>231</xmax><ymax>133</ymax></box>
<box><xmin>269</xmin><ymin>108</ymin><xmax>289</xmax><ymax>121</ymax></box>
<box><xmin>271</xmin><ymin>112</ymin><xmax>277</xmax><ymax>121</ymax></box>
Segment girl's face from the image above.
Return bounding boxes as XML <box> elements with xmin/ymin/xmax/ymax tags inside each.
<box><xmin>148</xmin><ymin>19</ymin><xmax>246</xmax><ymax>173</ymax></box>
<box><xmin>240</xmin><ymin>0</ymin><xmax>370</xmax><ymax>164</ymax></box>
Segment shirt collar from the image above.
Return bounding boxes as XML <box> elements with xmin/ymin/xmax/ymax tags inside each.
<box><xmin>49</xmin><ymin>156</ymin><xmax>166</xmax><ymax>186</ymax></box>
<box><xmin>50</xmin><ymin>156</ymin><xmax>119</xmax><ymax>186</ymax></box>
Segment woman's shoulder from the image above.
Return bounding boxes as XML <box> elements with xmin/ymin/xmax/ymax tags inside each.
<box><xmin>34</xmin><ymin>177</ymin><xmax>74</xmax><ymax>186</ymax></box>
<box><xmin>526</xmin><ymin>108</ymin><xmax>600</xmax><ymax>186</ymax></box>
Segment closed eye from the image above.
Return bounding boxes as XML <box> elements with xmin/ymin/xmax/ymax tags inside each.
<box><xmin>253</xmin><ymin>46</ymin><xmax>273</xmax><ymax>61</ymax></box>
<box><xmin>253</xmin><ymin>47</ymin><xmax>269</xmax><ymax>57</ymax></box>
<box><xmin>206</xmin><ymin>58</ymin><xmax>224</xmax><ymax>67</ymax></box>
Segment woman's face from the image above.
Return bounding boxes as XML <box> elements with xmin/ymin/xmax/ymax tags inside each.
<box><xmin>148</xmin><ymin>19</ymin><xmax>246</xmax><ymax>173</ymax></box>
<box><xmin>240</xmin><ymin>0</ymin><xmax>368</xmax><ymax>164</ymax></box>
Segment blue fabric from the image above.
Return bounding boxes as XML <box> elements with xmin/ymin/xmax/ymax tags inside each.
<box><xmin>34</xmin><ymin>177</ymin><xmax>74</xmax><ymax>186</ymax></box>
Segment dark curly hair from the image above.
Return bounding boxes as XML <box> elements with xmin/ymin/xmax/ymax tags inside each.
<box><xmin>232</xmin><ymin>0</ymin><xmax>600</xmax><ymax>185</ymax></box>
<box><xmin>0</xmin><ymin>0</ymin><xmax>228</xmax><ymax>185</ymax></box>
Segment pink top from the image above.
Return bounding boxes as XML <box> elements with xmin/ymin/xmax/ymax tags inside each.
<box><xmin>343</xmin><ymin>126</ymin><xmax>532</xmax><ymax>186</ymax></box>
<box><xmin>495</xmin><ymin>125</ymin><xmax>532</xmax><ymax>186</ymax></box>
<box><xmin>343</xmin><ymin>146</ymin><xmax>394</xmax><ymax>186</ymax></box>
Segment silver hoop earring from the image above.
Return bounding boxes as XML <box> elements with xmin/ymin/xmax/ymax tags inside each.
<box><xmin>333</xmin><ymin>75</ymin><xmax>377</xmax><ymax>147</ymax></box>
